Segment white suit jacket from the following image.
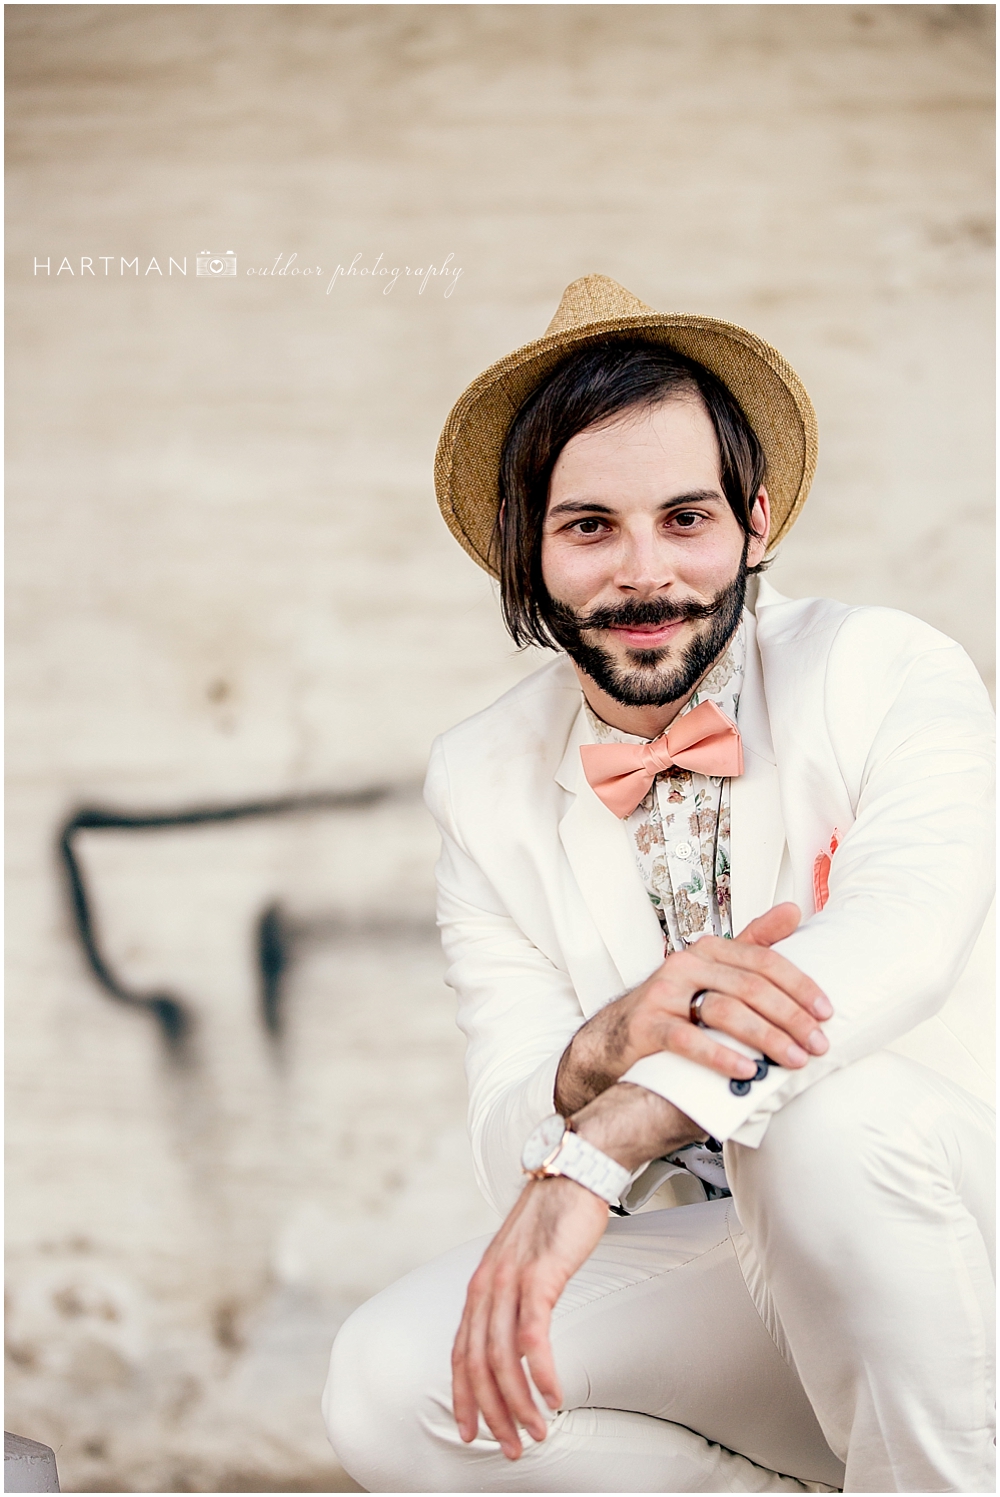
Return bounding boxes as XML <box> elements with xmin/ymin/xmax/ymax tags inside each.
<box><xmin>424</xmin><ymin>579</ymin><xmax>995</xmax><ymax>1216</ymax></box>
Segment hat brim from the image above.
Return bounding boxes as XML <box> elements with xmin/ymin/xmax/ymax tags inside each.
<box><xmin>435</xmin><ymin>312</ymin><xmax>818</xmax><ymax>577</ymax></box>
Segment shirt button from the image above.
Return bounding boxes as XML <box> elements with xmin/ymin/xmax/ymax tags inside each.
<box><xmin>674</xmin><ymin>841</ymin><xmax>693</xmax><ymax>860</ymax></box>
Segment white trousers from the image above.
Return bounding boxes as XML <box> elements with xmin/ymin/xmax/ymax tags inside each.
<box><xmin>324</xmin><ymin>1055</ymin><xmax>995</xmax><ymax>1492</ymax></box>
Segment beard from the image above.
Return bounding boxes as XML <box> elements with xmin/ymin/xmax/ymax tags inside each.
<box><xmin>546</xmin><ymin>550</ymin><xmax>748</xmax><ymax>709</ymax></box>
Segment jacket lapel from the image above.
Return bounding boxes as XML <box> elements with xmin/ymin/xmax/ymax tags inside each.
<box><xmin>729</xmin><ymin>605</ymin><xmax>787</xmax><ymax>933</ymax></box>
<box><xmin>555</xmin><ymin>704</ymin><xmax>665</xmax><ymax>1008</ymax></box>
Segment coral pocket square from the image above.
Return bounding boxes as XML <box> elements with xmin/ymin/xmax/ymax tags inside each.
<box><xmin>812</xmin><ymin>831</ymin><xmax>840</xmax><ymax>913</ymax></box>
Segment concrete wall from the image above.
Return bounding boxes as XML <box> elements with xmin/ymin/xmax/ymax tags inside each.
<box><xmin>6</xmin><ymin>6</ymin><xmax>993</xmax><ymax>1491</ymax></box>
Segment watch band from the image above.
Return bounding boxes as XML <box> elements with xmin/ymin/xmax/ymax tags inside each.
<box><xmin>522</xmin><ymin>1120</ymin><xmax>633</xmax><ymax>1207</ymax></box>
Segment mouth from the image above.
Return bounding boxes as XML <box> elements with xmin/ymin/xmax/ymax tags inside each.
<box><xmin>603</xmin><ymin>619</ymin><xmax>687</xmax><ymax>651</ymax></box>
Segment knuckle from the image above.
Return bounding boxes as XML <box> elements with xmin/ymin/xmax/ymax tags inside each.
<box><xmin>766</xmin><ymin>950</ymin><xmax>803</xmax><ymax>987</ymax></box>
<box><xmin>745</xmin><ymin>976</ymin><xmax>772</xmax><ymax>1005</ymax></box>
<box><xmin>750</xmin><ymin>949</ymin><xmax>778</xmax><ymax>978</ymax></box>
<box><xmin>731</xmin><ymin>969</ymin><xmax>762</xmax><ymax>1002</ymax></box>
<box><xmin>788</xmin><ymin>1009</ymin><xmax>814</xmax><ymax>1038</ymax></box>
<box><xmin>711</xmin><ymin>1045</ymin><xmax>739</xmax><ymax>1073</ymax></box>
<box><xmin>669</xmin><ymin>1018</ymin><xmax>698</xmax><ymax>1055</ymax></box>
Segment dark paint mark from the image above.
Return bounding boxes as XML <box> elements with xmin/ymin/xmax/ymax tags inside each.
<box><xmin>58</xmin><ymin>785</ymin><xmax>415</xmax><ymax>1048</ymax></box>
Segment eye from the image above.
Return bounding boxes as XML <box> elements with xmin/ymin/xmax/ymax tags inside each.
<box><xmin>670</xmin><ymin>510</ymin><xmax>705</xmax><ymax>529</ymax></box>
<box><xmin>570</xmin><ymin>517</ymin><xmax>610</xmax><ymax>535</ymax></box>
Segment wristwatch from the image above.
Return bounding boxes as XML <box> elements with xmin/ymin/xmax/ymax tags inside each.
<box><xmin>521</xmin><ymin>1114</ymin><xmax>633</xmax><ymax>1207</ymax></box>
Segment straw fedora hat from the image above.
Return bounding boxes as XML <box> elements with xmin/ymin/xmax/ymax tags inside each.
<box><xmin>434</xmin><ymin>274</ymin><xmax>818</xmax><ymax>577</ymax></box>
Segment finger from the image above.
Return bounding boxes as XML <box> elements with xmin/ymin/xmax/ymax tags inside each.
<box><xmin>681</xmin><ymin>968</ymin><xmax>825</xmax><ymax>1069</ymax></box>
<box><xmin>453</xmin><ymin>1270</ymin><xmax>496</xmax><ymax>1442</ymax></box>
<box><xmin>690</xmin><ymin>938</ymin><xmax>832</xmax><ymax>1020</ymax></box>
<box><xmin>455</xmin><ymin>1261</ymin><xmax>524</xmax><ymax>1458</ymax></box>
<box><xmin>659</xmin><ymin>1016</ymin><xmax>761</xmax><ymax>1078</ymax></box>
<box><xmin>487</xmin><ymin>1277</ymin><xmax>549</xmax><ymax>1444</ymax></box>
<box><xmin>517</xmin><ymin>1271</ymin><xmax>563</xmax><ymax>1413</ymax></box>
<box><xmin>692</xmin><ymin>989</ymin><xmax>823</xmax><ymax>1068</ymax></box>
<box><xmin>682</xmin><ymin>962</ymin><xmax>823</xmax><ymax>1061</ymax></box>
<box><xmin>735</xmin><ymin>901</ymin><xmax>800</xmax><ymax>948</ymax></box>
<box><xmin>464</xmin><ymin>1287</ymin><xmax>525</xmax><ymax>1460</ymax></box>
<box><xmin>451</xmin><ymin>1306</ymin><xmax>480</xmax><ymax>1443</ymax></box>
<box><xmin>641</xmin><ymin>991</ymin><xmax>808</xmax><ymax>1074</ymax></box>
<box><xmin>471</xmin><ymin>1360</ymin><xmax>525</xmax><ymax>1460</ymax></box>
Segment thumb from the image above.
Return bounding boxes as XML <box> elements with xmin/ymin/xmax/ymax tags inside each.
<box><xmin>735</xmin><ymin>901</ymin><xmax>800</xmax><ymax>948</ymax></box>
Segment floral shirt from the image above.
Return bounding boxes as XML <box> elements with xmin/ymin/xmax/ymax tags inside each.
<box><xmin>583</xmin><ymin>621</ymin><xmax>747</xmax><ymax>1205</ymax></box>
<box><xmin>584</xmin><ymin>619</ymin><xmax>746</xmax><ymax>955</ymax></box>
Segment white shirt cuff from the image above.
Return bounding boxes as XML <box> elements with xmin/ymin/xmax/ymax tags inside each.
<box><xmin>619</xmin><ymin>1033</ymin><xmax>791</xmax><ymax>1144</ymax></box>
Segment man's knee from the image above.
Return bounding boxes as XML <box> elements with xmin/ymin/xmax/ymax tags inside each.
<box><xmin>323</xmin><ymin>1291</ymin><xmax>442</xmax><ymax>1488</ymax></box>
<box><xmin>324</xmin><ymin>1299</ymin><xmax>392</xmax><ymax>1482</ymax></box>
<box><xmin>322</xmin><ymin>1237</ymin><xmax>489</xmax><ymax>1490</ymax></box>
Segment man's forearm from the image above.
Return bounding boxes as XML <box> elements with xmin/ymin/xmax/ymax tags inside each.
<box><xmin>571</xmin><ymin>1080</ymin><xmax>703</xmax><ymax>1171</ymax></box>
<box><xmin>554</xmin><ymin>998</ymin><xmax>634</xmax><ymax>1115</ymax></box>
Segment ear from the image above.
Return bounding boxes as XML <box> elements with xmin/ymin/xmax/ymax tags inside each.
<box><xmin>747</xmin><ymin>488</ymin><xmax>771</xmax><ymax>566</ymax></box>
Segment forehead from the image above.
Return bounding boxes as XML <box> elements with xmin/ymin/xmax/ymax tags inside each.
<box><xmin>548</xmin><ymin>396</ymin><xmax>722</xmax><ymax>501</ymax></box>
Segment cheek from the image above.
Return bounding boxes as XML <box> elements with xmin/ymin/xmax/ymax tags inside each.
<box><xmin>540</xmin><ymin>537</ymin><xmax>607</xmax><ymax>605</ymax></box>
<box><xmin>680</xmin><ymin>551</ymin><xmax>725</xmax><ymax>587</ymax></box>
<box><xmin>679</xmin><ymin>533</ymin><xmax>746</xmax><ymax>588</ymax></box>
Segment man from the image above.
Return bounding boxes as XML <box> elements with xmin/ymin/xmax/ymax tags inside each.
<box><xmin>324</xmin><ymin>276</ymin><xmax>995</xmax><ymax>1492</ymax></box>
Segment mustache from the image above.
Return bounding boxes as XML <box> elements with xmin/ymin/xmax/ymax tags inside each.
<box><xmin>567</xmin><ymin>593</ymin><xmax>731</xmax><ymax>633</ymax></box>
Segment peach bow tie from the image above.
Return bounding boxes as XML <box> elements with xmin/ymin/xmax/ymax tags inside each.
<box><xmin>580</xmin><ymin>699</ymin><xmax>743</xmax><ymax>819</ymax></box>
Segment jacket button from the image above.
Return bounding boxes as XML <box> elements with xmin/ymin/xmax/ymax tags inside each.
<box><xmin>674</xmin><ymin>841</ymin><xmax>693</xmax><ymax>860</ymax></box>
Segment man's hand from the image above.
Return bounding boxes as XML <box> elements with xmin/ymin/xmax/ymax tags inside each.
<box><xmin>452</xmin><ymin>1175</ymin><xmax>606</xmax><ymax>1459</ymax></box>
<box><xmin>452</xmin><ymin>1084</ymin><xmax>695</xmax><ymax>1460</ymax></box>
<box><xmin>555</xmin><ymin>902</ymin><xmax>833</xmax><ymax>1113</ymax></box>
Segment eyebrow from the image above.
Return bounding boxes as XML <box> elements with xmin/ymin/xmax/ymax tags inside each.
<box><xmin>546</xmin><ymin>488</ymin><xmax>724</xmax><ymax>519</ymax></box>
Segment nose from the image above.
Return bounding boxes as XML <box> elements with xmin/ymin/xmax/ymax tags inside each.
<box><xmin>611</xmin><ymin>520</ymin><xmax>675</xmax><ymax>594</ymax></box>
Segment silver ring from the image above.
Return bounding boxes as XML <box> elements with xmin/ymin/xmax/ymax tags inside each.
<box><xmin>690</xmin><ymin>989</ymin><xmax>711</xmax><ymax>1028</ymax></box>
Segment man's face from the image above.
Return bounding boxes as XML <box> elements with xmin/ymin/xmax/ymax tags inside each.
<box><xmin>540</xmin><ymin>395</ymin><xmax>769</xmax><ymax>709</ymax></box>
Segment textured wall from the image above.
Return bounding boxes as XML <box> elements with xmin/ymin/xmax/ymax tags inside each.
<box><xmin>6</xmin><ymin>6</ymin><xmax>993</xmax><ymax>1491</ymax></box>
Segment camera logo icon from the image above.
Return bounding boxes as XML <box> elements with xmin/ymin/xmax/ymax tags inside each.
<box><xmin>196</xmin><ymin>250</ymin><xmax>237</xmax><ymax>277</ymax></box>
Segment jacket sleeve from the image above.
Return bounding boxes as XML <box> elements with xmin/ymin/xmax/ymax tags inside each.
<box><xmin>425</xmin><ymin>738</ymin><xmax>586</xmax><ymax>1215</ymax></box>
<box><xmin>620</xmin><ymin>625</ymin><xmax>996</xmax><ymax>1144</ymax></box>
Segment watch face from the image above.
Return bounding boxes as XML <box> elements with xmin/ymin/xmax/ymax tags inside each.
<box><xmin>521</xmin><ymin>1114</ymin><xmax>567</xmax><ymax>1172</ymax></box>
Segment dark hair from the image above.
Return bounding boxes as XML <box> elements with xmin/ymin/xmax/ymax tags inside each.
<box><xmin>495</xmin><ymin>339</ymin><xmax>767</xmax><ymax>649</ymax></box>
